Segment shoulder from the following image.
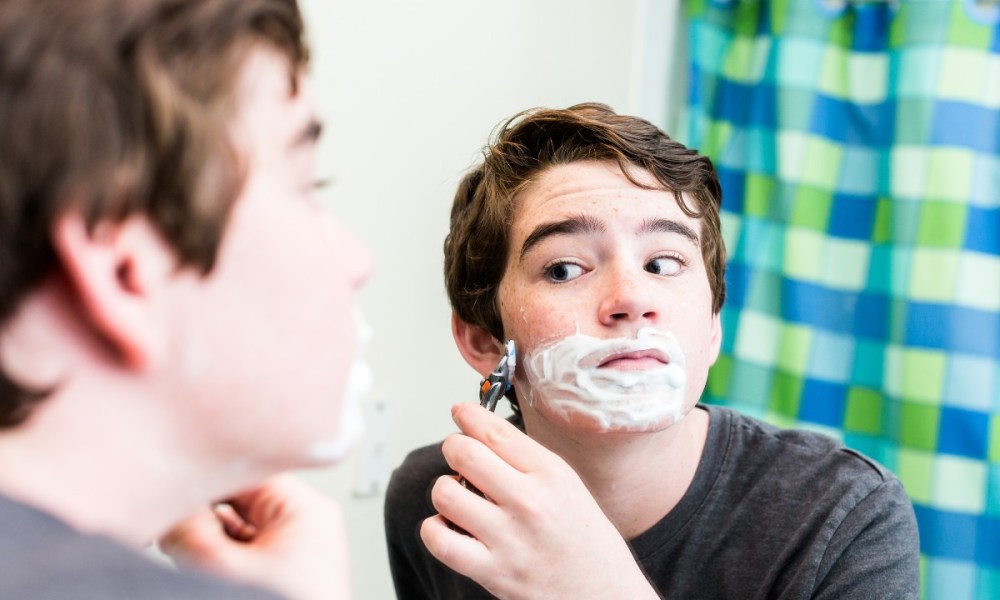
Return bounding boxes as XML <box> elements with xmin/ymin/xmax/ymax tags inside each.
<box><xmin>701</xmin><ymin>405</ymin><xmax>916</xmax><ymax>554</ymax></box>
<box><xmin>708</xmin><ymin>405</ymin><xmax>897</xmax><ymax>493</ymax></box>
<box><xmin>387</xmin><ymin>441</ymin><xmax>449</xmax><ymax>504</ymax></box>
<box><xmin>385</xmin><ymin>440</ymin><xmax>451</xmax><ymax>528</ymax></box>
<box><xmin>691</xmin><ymin>407</ymin><xmax>919</xmax><ymax>596</ymax></box>
<box><xmin>0</xmin><ymin>494</ymin><xmax>280</xmax><ymax>600</ymax></box>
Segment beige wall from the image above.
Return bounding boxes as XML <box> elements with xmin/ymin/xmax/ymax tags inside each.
<box><xmin>296</xmin><ymin>1</ymin><xmax>680</xmax><ymax>597</ymax></box>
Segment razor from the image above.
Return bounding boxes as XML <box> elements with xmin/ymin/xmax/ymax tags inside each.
<box><xmin>457</xmin><ymin>340</ymin><xmax>516</xmax><ymax>500</ymax></box>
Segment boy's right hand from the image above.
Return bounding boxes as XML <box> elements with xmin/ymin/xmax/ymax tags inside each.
<box><xmin>419</xmin><ymin>403</ymin><xmax>660</xmax><ymax>600</ymax></box>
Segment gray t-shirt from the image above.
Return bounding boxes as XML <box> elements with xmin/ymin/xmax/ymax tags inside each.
<box><xmin>385</xmin><ymin>405</ymin><xmax>919</xmax><ymax>599</ymax></box>
<box><xmin>0</xmin><ymin>491</ymin><xmax>282</xmax><ymax>599</ymax></box>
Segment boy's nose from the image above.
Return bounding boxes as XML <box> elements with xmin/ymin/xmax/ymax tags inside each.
<box><xmin>597</xmin><ymin>264</ymin><xmax>658</xmax><ymax>326</ymax></box>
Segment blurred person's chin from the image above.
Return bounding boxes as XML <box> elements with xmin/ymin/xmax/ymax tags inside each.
<box><xmin>304</xmin><ymin>310</ymin><xmax>373</xmax><ymax>465</ymax></box>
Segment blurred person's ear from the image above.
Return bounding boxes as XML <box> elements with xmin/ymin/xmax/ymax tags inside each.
<box><xmin>51</xmin><ymin>212</ymin><xmax>173</xmax><ymax>370</ymax></box>
<box><xmin>452</xmin><ymin>312</ymin><xmax>504</xmax><ymax>379</ymax></box>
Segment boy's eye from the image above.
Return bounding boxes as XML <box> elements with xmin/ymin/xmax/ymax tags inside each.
<box><xmin>546</xmin><ymin>262</ymin><xmax>585</xmax><ymax>282</ymax></box>
<box><xmin>645</xmin><ymin>256</ymin><xmax>683</xmax><ymax>276</ymax></box>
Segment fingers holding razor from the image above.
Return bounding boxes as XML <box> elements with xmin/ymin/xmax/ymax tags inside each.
<box><xmin>423</xmin><ymin>403</ymin><xmax>662</xmax><ymax>600</ymax></box>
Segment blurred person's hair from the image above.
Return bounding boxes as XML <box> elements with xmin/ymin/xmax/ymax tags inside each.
<box><xmin>0</xmin><ymin>0</ymin><xmax>308</xmax><ymax>426</ymax></box>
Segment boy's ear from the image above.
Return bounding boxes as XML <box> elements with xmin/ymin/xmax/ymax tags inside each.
<box><xmin>51</xmin><ymin>212</ymin><xmax>174</xmax><ymax>371</ymax></box>
<box><xmin>451</xmin><ymin>312</ymin><xmax>504</xmax><ymax>378</ymax></box>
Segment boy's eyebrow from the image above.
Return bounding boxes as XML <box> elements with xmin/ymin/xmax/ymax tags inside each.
<box><xmin>292</xmin><ymin>117</ymin><xmax>323</xmax><ymax>147</ymax></box>
<box><xmin>519</xmin><ymin>214</ymin><xmax>606</xmax><ymax>260</ymax></box>
<box><xmin>640</xmin><ymin>217</ymin><xmax>700</xmax><ymax>246</ymax></box>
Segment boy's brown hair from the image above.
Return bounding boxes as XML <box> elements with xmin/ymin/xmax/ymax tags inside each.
<box><xmin>0</xmin><ymin>0</ymin><xmax>308</xmax><ymax>426</ymax></box>
<box><xmin>444</xmin><ymin>103</ymin><xmax>726</xmax><ymax>343</ymax></box>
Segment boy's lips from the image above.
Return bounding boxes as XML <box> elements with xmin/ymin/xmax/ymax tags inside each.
<box><xmin>594</xmin><ymin>348</ymin><xmax>671</xmax><ymax>370</ymax></box>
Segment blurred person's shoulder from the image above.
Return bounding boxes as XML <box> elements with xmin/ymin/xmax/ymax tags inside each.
<box><xmin>0</xmin><ymin>491</ymin><xmax>281</xmax><ymax>600</ymax></box>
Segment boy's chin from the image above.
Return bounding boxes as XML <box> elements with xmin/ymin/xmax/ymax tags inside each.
<box><xmin>532</xmin><ymin>399</ymin><xmax>689</xmax><ymax>434</ymax></box>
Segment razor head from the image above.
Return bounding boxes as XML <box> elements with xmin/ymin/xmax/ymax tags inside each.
<box><xmin>479</xmin><ymin>340</ymin><xmax>516</xmax><ymax>411</ymax></box>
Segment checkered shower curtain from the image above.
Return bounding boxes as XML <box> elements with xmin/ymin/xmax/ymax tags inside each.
<box><xmin>684</xmin><ymin>1</ymin><xmax>1000</xmax><ymax>598</ymax></box>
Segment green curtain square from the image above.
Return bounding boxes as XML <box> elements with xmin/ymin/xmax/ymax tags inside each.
<box><xmin>777</xmin><ymin>322</ymin><xmax>812</xmax><ymax>374</ymax></box>
<box><xmin>947</xmin><ymin>1</ymin><xmax>992</xmax><ymax>49</ymax></box>
<box><xmin>784</xmin><ymin>227</ymin><xmax>824</xmax><ymax>281</ymax></box>
<box><xmin>769</xmin><ymin>370</ymin><xmax>803</xmax><ymax>420</ymax></box>
<box><xmin>898</xmin><ymin>402</ymin><xmax>940</xmax><ymax>451</ymax></box>
<box><xmin>896</xmin><ymin>447</ymin><xmax>935</xmax><ymax>504</ymax></box>
<box><xmin>732</xmin><ymin>1</ymin><xmax>762</xmax><ymax>37</ymax></box>
<box><xmin>900</xmin><ymin>348</ymin><xmax>947</xmax><ymax>404</ymax></box>
<box><xmin>706</xmin><ymin>120</ymin><xmax>733</xmax><ymax>160</ymax></box>
<box><xmin>685</xmin><ymin>0</ymin><xmax>708</xmax><ymax>17</ymax></box>
<box><xmin>844</xmin><ymin>387</ymin><xmax>884</xmax><ymax>435</ymax></box>
<box><xmin>790</xmin><ymin>185</ymin><xmax>832</xmax><ymax>231</ymax></box>
<box><xmin>926</xmin><ymin>148</ymin><xmax>973</xmax><ymax>202</ymax></box>
<box><xmin>818</xmin><ymin>44</ymin><xmax>849</xmax><ymax>99</ymax></box>
<box><xmin>800</xmin><ymin>137</ymin><xmax>843</xmax><ymax>190</ymax></box>
<box><xmin>723</xmin><ymin>36</ymin><xmax>769</xmax><ymax>83</ymax></box>
<box><xmin>909</xmin><ymin>249</ymin><xmax>959</xmax><ymax>304</ymax></box>
<box><xmin>744</xmin><ymin>173</ymin><xmax>776</xmax><ymax>218</ymax></box>
<box><xmin>871</xmin><ymin>197</ymin><xmax>892</xmax><ymax>243</ymax></box>
<box><xmin>767</xmin><ymin>0</ymin><xmax>790</xmax><ymax>34</ymax></box>
<box><xmin>827</xmin><ymin>15</ymin><xmax>851</xmax><ymax>48</ymax></box>
<box><xmin>917</xmin><ymin>201</ymin><xmax>967</xmax><ymax>248</ymax></box>
<box><xmin>706</xmin><ymin>354</ymin><xmax>734</xmax><ymax>399</ymax></box>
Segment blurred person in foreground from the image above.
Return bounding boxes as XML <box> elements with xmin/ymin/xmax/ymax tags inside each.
<box><xmin>0</xmin><ymin>0</ymin><xmax>371</xmax><ymax>598</ymax></box>
<box><xmin>385</xmin><ymin>103</ymin><xmax>919</xmax><ymax>599</ymax></box>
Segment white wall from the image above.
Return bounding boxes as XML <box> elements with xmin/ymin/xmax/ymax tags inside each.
<box><xmin>295</xmin><ymin>1</ymin><xmax>679</xmax><ymax>597</ymax></box>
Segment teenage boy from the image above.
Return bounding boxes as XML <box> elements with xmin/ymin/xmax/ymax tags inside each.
<box><xmin>0</xmin><ymin>0</ymin><xmax>369</xmax><ymax>598</ymax></box>
<box><xmin>385</xmin><ymin>104</ymin><xmax>919</xmax><ymax>599</ymax></box>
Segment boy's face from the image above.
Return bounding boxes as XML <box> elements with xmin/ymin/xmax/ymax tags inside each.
<box><xmin>166</xmin><ymin>46</ymin><xmax>372</xmax><ymax>468</ymax></box>
<box><xmin>496</xmin><ymin>160</ymin><xmax>720</xmax><ymax>433</ymax></box>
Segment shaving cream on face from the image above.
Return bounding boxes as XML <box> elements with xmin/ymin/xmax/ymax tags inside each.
<box><xmin>308</xmin><ymin>309</ymin><xmax>372</xmax><ymax>463</ymax></box>
<box><xmin>521</xmin><ymin>327</ymin><xmax>687</xmax><ymax>432</ymax></box>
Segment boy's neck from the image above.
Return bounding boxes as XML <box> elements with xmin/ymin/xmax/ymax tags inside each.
<box><xmin>523</xmin><ymin>405</ymin><xmax>710</xmax><ymax>540</ymax></box>
<box><xmin>0</xmin><ymin>382</ymin><xmax>253</xmax><ymax>546</ymax></box>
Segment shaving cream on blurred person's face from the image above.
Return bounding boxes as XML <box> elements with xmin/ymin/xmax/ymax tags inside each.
<box><xmin>308</xmin><ymin>309</ymin><xmax>372</xmax><ymax>463</ymax></box>
<box><xmin>522</xmin><ymin>327</ymin><xmax>687</xmax><ymax>432</ymax></box>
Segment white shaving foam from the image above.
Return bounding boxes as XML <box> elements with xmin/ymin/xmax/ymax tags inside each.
<box><xmin>307</xmin><ymin>309</ymin><xmax>373</xmax><ymax>463</ymax></box>
<box><xmin>522</xmin><ymin>327</ymin><xmax>687</xmax><ymax>432</ymax></box>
